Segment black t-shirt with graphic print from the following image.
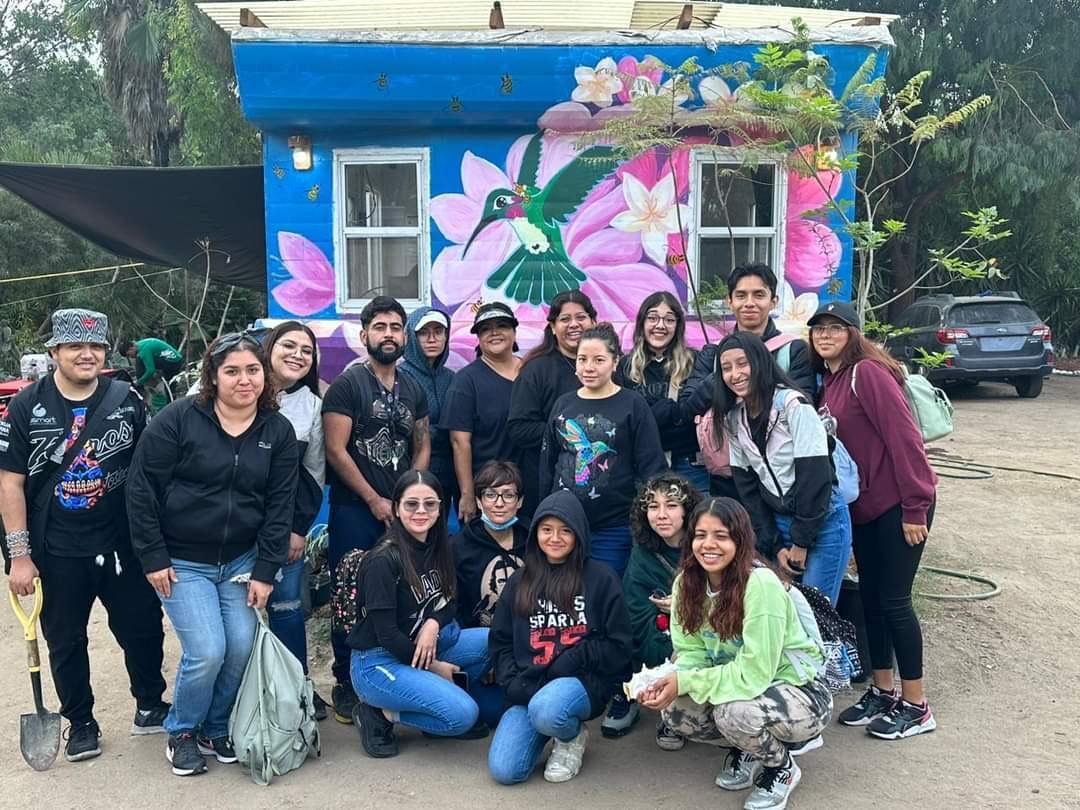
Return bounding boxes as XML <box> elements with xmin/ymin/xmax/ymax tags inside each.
<box><xmin>321</xmin><ymin>363</ymin><xmax>430</xmax><ymax>504</ymax></box>
<box><xmin>0</xmin><ymin>375</ymin><xmax>147</xmax><ymax>558</ymax></box>
<box><xmin>346</xmin><ymin>536</ymin><xmax>456</xmax><ymax>664</ymax></box>
<box><xmin>539</xmin><ymin>388</ymin><xmax>667</xmax><ymax>530</ymax></box>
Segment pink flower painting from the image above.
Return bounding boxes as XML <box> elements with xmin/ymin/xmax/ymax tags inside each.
<box><xmin>271</xmin><ymin>232</ymin><xmax>336</xmax><ymax>316</ymax></box>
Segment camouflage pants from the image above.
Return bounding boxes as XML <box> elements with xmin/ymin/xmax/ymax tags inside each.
<box><xmin>661</xmin><ymin>679</ymin><xmax>833</xmax><ymax>767</ymax></box>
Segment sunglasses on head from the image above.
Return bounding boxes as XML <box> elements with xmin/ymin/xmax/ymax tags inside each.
<box><xmin>211</xmin><ymin>332</ymin><xmax>263</xmax><ymax>357</ymax></box>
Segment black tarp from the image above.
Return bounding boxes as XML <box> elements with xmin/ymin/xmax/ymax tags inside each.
<box><xmin>0</xmin><ymin>162</ymin><xmax>266</xmax><ymax>292</ymax></box>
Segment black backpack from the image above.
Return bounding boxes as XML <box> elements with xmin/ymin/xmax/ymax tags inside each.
<box><xmin>794</xmin><ymin>582</ymin><xmax>864</xmax><ymax>683</ymax></box>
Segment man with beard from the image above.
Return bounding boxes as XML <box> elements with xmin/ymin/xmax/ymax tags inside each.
<box><xmin>322</xmin><ymin>295</ymin><xmax>431</xmax><ymax>722</ymax></box>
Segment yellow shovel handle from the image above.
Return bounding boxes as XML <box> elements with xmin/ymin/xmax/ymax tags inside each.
<box><xmin>8</xmin><ymin>577</ymin><xmax>43</xmax><ymax>642</ymax></box>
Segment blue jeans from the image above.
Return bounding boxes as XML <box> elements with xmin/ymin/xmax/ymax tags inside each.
<box><xmin>329</xmin><ymin>499</ymin><xmax>386</xmax><ymax>684</ymax></box>
<box><xmin>775</xmin><ymin>488</ymin><xmax>852</xmax><ymax>606</ymax></box>
<box><xmin>268</xmin><ymin>558</ymin><xmax>307</xmax><ymax>674</ymax></box>
<box><xmin>350</xmin><ymin>622</ymin><xmax>490</xmax><ymax>736</ymax></box>
<box><xmin>591</xmin><ymin>525</ymin><xmax>633</xmax><ymax>578</ymax></box>
<box><xmin>488</xmin><ymin>677</ymin><xmax>591</xmax><ymax>785</ymax></box>
<box><xmin>159</xmin><ymin>548</ymin><xmax>258</xmax><ymax>738</ymax></box>
<box><xmin>672</xmin><ymin>456</ymin><xmax>711</xmax><ymax>496</ymax></box>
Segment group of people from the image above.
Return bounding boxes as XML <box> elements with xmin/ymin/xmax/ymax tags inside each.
<box><xmin>0</xmin><ymin>260</ymin><xmax>938</xmax><ymax>809</ymax></box>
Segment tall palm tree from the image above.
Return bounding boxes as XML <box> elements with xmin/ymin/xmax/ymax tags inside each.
<box><xmin>66</xmin><ymin>0</ymin><xmax>181</xmax><ymax>166</ymax></box>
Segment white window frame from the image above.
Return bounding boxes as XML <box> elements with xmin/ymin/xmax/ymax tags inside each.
<box><xmin>687</xmin><ymin>147</ymin><xmax>788</xmax><ymax>306</ymax></box>
<box><xmin>332</xmin><ymin>147</ymin><xmax>431</xmax><ymax>313</ymax></box>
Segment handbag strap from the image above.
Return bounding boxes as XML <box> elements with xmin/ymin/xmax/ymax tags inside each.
<box><xmin>652</xmin><ymin>550</ymin><xmax>677</xmax><ymax>576</ymax></box>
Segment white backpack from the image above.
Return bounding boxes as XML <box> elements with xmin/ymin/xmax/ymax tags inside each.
<box><xmin>229</xmin><ymin>612</ymin><xmax>320</xmax><ymax>785</ymax></box>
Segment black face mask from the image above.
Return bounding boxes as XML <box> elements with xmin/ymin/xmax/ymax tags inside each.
<box><xmin>367</xmin><ymin>339</ymin><xmax>405</xmax><ymax>365</ymax></box>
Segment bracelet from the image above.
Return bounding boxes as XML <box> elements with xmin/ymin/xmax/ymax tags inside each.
<box><xmin>5</xmin><ymin>529</ymin><xmax>31</xmax><ymax>558</ymax></box>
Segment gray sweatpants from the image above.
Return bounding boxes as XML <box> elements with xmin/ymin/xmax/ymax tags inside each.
<box><xmin>661</xmin><ymin>679</ymin><xmax>833</xmax><ymax>767</ymax></box>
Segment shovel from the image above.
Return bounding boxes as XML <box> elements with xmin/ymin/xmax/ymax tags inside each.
<box><xmin>9</xmin><ymin>577</ymin><xmax>60</xmax><ymax>771</ymax></box>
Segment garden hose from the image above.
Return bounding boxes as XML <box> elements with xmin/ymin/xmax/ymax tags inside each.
<box><xmin>915</xmin><ymin>565</ymin><xmax>1002</xmax><ymax>601</ymax></box>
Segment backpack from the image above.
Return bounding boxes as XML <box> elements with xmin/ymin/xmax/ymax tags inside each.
<box><xmin>696</xmin><ymin>333</ymin><xmax>799</xmax><ymax>476</ymax></box>
<box><xmin>851</xmin><ymin>362</ymin><xmax>954</xmax><ymax>443</ymax></box>
<box><xmin>330</xmin><ymin>547</ymin><xmax>369</xmax><ymax>637</ymax></box>
<box><xmin>782</xmin><ymin>577</ymin><xmax>828</xmax><ymax>683</ymax></box>
<box><xmin>229</xmin><ymin>613</ymin><xmax>320</xmax><ymax>785</ymax></box>
<box><xmin>794</xmin><ymin>582</ymin><xmax>864</xmax><ymax>690</ymax></box>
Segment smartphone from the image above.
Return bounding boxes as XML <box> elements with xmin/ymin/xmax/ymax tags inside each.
<box><xmin>452</xmin><ymin>670</ymin><xmax>469</xmax><ymax>691</ymax></box>
<box><xmin>651</xmin><ymin>589</ymin><xmax>669</xmax><ymax>599</ymax></box>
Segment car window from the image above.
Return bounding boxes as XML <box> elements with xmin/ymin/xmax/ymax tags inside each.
<box><xmin>949</xmin><ymin>303</ymin><xmax>1039</xmax><ymax>326</ymax></box>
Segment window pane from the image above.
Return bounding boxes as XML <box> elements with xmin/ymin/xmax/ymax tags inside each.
<box><xmin>698</xmin><ymin>237</ymin><xmax>773</xmax><ymax>287</ymax></box>
<box><xmin>344</xmin><ymin>163</ymin><xmax>418</xmax><ymax>228</ymax></box>
<box><xmin>700</xmin><ymin>164</ymin><xmax>775</xmax><ymax>228</ymax></box>
<box><xmin>949</xmin><ymin>302</ymin><xmax>1039</xmax><ymax>326</ymax></box>
<box><xmin>346</xmin><ymin>236</ymin><xmax>420</xmax><ymax>299</ymax></box>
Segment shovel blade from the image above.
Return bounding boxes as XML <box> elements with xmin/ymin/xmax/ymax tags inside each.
<box><xmin>19</xmin><ymin>710</ymin><xmax>61</xmax><ymax>771</ymax></box>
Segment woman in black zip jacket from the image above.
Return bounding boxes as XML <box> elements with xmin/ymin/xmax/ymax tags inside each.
<box><xmin>128</xmin><ymin>334</ymin><xmax>298</xmax><ymax>778</ymax></box>
<box><xmin>487</xmin><ymin>490</ymin><xmax>632</xmax><ymax>785</ymax></box>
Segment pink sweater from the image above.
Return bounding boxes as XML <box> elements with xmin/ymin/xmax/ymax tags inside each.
<box><xmin>819</xmin><ymin>360</ymin><xmax>937</xmax><ymax>526</ymax></box>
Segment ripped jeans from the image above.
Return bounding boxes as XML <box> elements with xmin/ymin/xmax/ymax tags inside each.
<box><xmin>661</xmin><ymin>679</ymin><xmax>833</xmax><ymax>767</ymax></box>
<box><xmin>267</xmin><ymin>559</ymin><xmax>307</xmax><ymax>673</ymax></box>
<box><xmin>350</xmin><ymin>622</ymin><xmax>490</xmax><ymax>736</ymax></box>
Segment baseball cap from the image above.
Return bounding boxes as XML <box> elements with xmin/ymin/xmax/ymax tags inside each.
<box><xmin>807</xmin><ymin>300</ymin><xmax>861</xmax><ymax>329</ymax></box>
<box><xmin>471</xmin><ymin>302</ymin><xmax>519</xmax><ymax>334</ymax></box>
<box><xmin>413</xmin><ymin>310</ymin><xmax>450</xmax><ymax>332</ymax></box>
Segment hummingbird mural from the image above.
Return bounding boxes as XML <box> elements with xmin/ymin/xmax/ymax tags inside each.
<box><xmin>558</xmin><ymin>418</ymin><xmax>615</xmax><ymax>486</ymax></box>
<box><xmin>462</xmin><ymin>133</ymin><xmax>617</xmax><ymax>305</ymax></box>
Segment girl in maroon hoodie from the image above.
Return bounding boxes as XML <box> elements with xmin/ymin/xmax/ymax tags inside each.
<box><xmin>808</xmin><ymin>301</ymin><xmax>938</xmax><ymax>741</ymax></box>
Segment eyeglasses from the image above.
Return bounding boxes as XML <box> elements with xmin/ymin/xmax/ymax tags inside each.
<box><xmin>481</xmin><ymin>489</ymin><xmax>520</xmax><ymax>504</ymax></box>
<box><xmin>275</xmin><ymin>339</ymin><xmax>314</xmax><ymax>358</ymax></box>
<box><xmin>400</xmin><ymin>498</ymin><xmax>441</xmax><ymax>514</ymax></box>
<box><xmin>211</xmin><ymin>332</ymin><xmax>262</xmax><ymax>357</ymax></box>
<box><xmin>809</xmin><ymin>324</ymin><xmax>848</xmax><ymax>338</ymax></box>
<box><xmin>644</xmin><ymin>314</ymin><xmax>678</xmax><ymax>328</ymax></box>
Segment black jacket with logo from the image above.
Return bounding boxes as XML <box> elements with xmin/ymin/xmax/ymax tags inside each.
<box><xmin>126</xmin><ymin>397</ymin><xmax>299</xmax><ymax>584</ymax></box>
<box><xmin>489</xmin><ymin>490</ymin><xmax>633</xmax><ymax>718</ymax></box>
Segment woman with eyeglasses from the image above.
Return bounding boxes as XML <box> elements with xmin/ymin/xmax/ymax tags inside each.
<box><xmin>128</xmin><ymin>333</ymin><xmax>299</xmax><ymax>777</ymax></box>
<box><xmin>262</xmin><ymin>321</ymin><xmax>329</xmax><ymax>720</ymax></box>
<box><xmin>347</xmin><ymin>469</ymin><xmax>491</xmax><ymax>758</ymax></box>
<box><xmin>616</xmin><ymin>293</ymin><xmax>705</xmax><ymax>493</ymax></box>
<box><xmin>508</xmin><ymin>291</ymin><xmax>597</xmax><ymax>519</ymax></box>
<box><xmin>808</xmin><ymin>302</ymin><xmax>938</xmax><ymax>741</ymax></box>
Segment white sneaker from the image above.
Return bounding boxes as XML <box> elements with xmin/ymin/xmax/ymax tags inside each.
<box><xmin>715</xmin><ymin>749</ymin><xmax>761</xmax><ymax>790</ymax></box>
<box><xmin>543</xmin><ymin>727</ymin><xmax>588</xmax><ymax>783</ymax></box>
<box><xmin>744</xmin><ymin>756</ymin><xmax>801</xmax><ymax>810</ymax></box>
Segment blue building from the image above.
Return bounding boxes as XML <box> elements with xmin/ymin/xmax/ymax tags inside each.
<box><xmin>202</xmin><ymin>0</ymin><xmax>895</xmax><ymax>381</ymax></box>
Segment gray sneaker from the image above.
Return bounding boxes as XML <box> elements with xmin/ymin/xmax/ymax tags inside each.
<box><xmin>744</xmin><ymin>756</ymin><xmax>801</xmax><ymax>810</ymax></box>
<box><xmin>715</xmin><ymin>749</ymin><xmax>761</xmax><ymax>790</ymax></box>
<box><xmin>600</xmin><ymin>694</ymin><xmax>640</xmax><ymax>738</ymax></box>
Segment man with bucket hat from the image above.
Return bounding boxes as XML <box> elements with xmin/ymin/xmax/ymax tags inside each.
<box><xmin>0</xmin><ymin>308</ymin><xmax>168</xmax><ymax>763</ymax></box>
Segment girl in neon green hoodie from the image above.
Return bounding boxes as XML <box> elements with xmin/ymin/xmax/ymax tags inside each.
<box><xmin>639</xmin><ymin>498</ymin><xmax>832</xmax><ymax>810</ymax></box>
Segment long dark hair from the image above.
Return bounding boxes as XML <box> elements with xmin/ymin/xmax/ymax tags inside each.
<box><xmin>522</xmin><ymin>290</ymin><xmax>597</xmax><ymax>366</ymax></box>
<box><xmin>630</xmin><ymin>472</ymin><xmax>703</xmax><ymax>553</ymax></box>
<box><xmin>379</xmin><ymin>469</ymin><xmax>456</xmax><ymax>601</ymax></box>
<box><xmin>807</xmin><ymin>323</ymin><xmax>905</xmax><ymax>386</ymax></box>
<box><xmin>265</xmin><ymin>320</ymin><xmax>320</xmax><ymax>396</ymax></box>
<box><xmin>710</xmin><ymin>332</ymin><xmax>805</xmax><ymax>444</ymax></box>
<box><xmin>196</xmin><ymin>333</ymin><xmax>277</xmax><ymax>411</ymax></box>
<box><xmin>513</xmin><ymin>513</ymin><xmax>587</xmax><ymax>617</ymax></box>
<box><xmin>625</xmin><ymin>292</ymin><xmax>694</xmax><ymax>398</ymax></box>
<box><xmin>674</xmin><ymin>497</ymin><xmax>757</xmax><ymax>639</ymax></box>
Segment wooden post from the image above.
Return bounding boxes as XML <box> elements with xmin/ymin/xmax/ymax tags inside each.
<box><xmin>489</xmin><ymin>1</ymin><xmax>505</xmax><ymax>29</ymax></box>
<box><xmin>239</xmin><ymin>8</ymin><xmax>267</xmax><ymax>27</ymax></box>
<box><xmin>677</xmin><ymin>4</ymin><xmax>693</xmax><ymax>29</ymax></box>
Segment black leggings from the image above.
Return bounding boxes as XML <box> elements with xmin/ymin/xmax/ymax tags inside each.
<box><xmin>852</xmin><ymin>501</ymin><xmax>934</xmax><ymax>681</ymax></box>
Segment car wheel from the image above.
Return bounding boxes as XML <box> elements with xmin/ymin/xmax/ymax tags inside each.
<box><xmin>1014</xmin><ymin>376</ymin><xmax>1043</xmax><ymax>398</ymax></box>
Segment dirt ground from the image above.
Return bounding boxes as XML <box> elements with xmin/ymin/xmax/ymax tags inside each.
<box><xmin>1</xmin><ymin>376</ymin><xmax>1078</xmax><ymax>809</ymax></box>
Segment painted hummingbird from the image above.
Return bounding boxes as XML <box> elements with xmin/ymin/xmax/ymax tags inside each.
<box><xmin>462</xmin><ymin>133</ymin><xmax>617</xmax><ymax>306</ymax></box>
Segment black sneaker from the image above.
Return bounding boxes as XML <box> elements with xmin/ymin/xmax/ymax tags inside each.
<box><xmin>313</xmin><ymin>690</ymin><xmax>329</xmax><ymax>722</ymax></box>
<box><xmin>838</xmin><ymin>685</ymin><xmax>897</xmax><ymax>727</ymax></box>
<box><xmin>197</xmin><ymin>734</ymin><xmax>238</xmax><ymax>764</ymax></box>
<box><xmin>600</xmin><ymin>693</ymin><xmax>641</xmax><ymax>738</ymax></box>
<box><xmin>166</xmin><ymin>732</ymin><xmax>207</xmax><ymax>776</ymax></box>
<box><xmin>352</xmin><ymin>701</ymin><xmax>398</xmax><ymax>758</ymax></box>
<box><xmin>131</xmin><ymin>702</ymin><xmax>171</xmax><ymax>736</ymax></box>
<box><xmin>64</xmin><ymin>720</ymin><xmax>102</xmax><ymax>762</ymax></box>
<box><xmin>332</xmin><ymin>682</ymin><xmax>359</xmax><ymax>724</ymax></box>
<box><xmin>423</xmin><ymin>719</ymin><xmax>490</xmax><ymax>740</ymax></box>
<box><xmin>867</xmin><ymin>700</ymin><xmax>937</xmax><ymax>740</ymax></box>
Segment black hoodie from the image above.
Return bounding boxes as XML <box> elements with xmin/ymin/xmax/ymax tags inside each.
<box><xmin>451</xmin><ymin>516</ymin><xmax>529</xmax><ymax>628</ymax></box>
<box><xmin>489</xmin><ymin>490</ymin><xmax>633</xmax><ymax>718</ymax></box>
<box><xmin>127</xmin><ymin>396</ymin><xmax>299</xmax><ymax>584</ymax></box>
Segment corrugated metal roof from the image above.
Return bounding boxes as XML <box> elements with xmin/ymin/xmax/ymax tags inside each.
<box><xmin>197</xmin><ymin>0</ymin><xmax>896</xmax><ymax>34</ymax></box>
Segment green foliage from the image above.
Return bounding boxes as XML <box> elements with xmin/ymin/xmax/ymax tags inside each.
<box><xmin>913</xmin><ymin>348</ymin><xmax>953</xmax><ymax>369</ymax></box>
